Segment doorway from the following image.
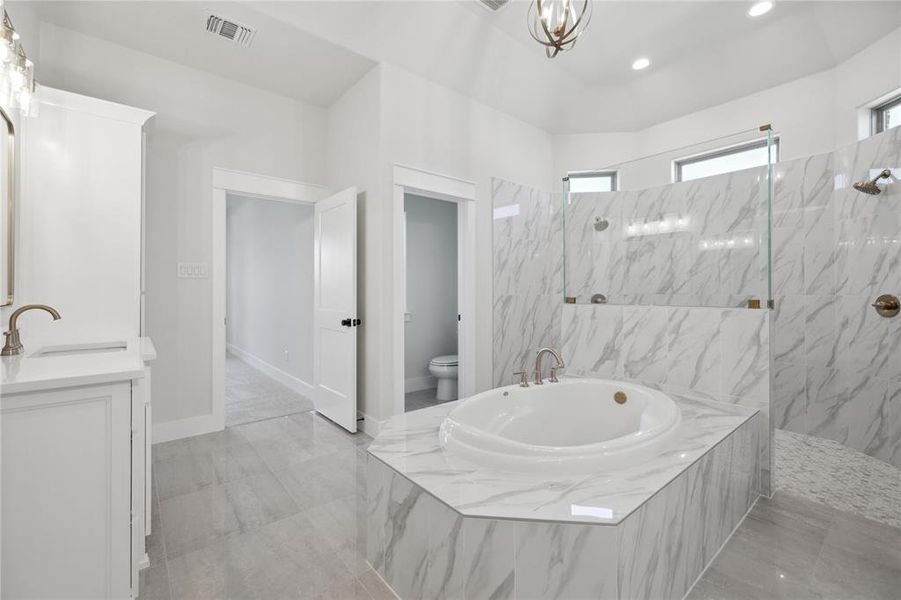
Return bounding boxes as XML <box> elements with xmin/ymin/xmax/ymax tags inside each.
<box><xmin>403</xmin><ymin>194</ymin><xmax>459</xmax><ymax>412</ymax></box>
<box><xmin>391</xmin><ymin>165</ymin><xmax>476</xmax><ymax>420</ymax></box>
<box><xmin>211</xmin><ymin>168</ymin><xmax>359</xmax><ymax>434</ymax></box>
<box><xmin>224</xmin><ymin>194</ymin><xmax>315</xmax><ymax>427</ymax></box>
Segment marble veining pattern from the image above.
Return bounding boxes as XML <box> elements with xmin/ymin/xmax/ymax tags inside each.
<box><xmin>618</xmin><ymin>418</ymin><xmax>758</xmax><ymax>600</ymax></box>
<box><xmin>368</xmin><ymin>403</ymin><xmax>760</xmax><ymax>600</ymax></box>
<box><xmin>564</xmin><ymin>167</ymin><xmax>769</xmax><ymax>307</ymax></box>
<box><xmin>492</xmin><ymin>179</ymin><xmax>564</xmax><ymax>388</ymax></box>
<box><xmin>560</xmin><ymin>303</ymin><xmax>772</xmax><ymax>494</ymax></box>
<box><xmin>561</xmin><ymin>304</ymin><xmax>769</xmax><ymax>408</ymax></box>
<box><xmin>771</xmin><ymin>126</ymin><xmax>901</xmax><ymax>468</ymax></box>
<box><xmin>367</xmin><ymin>389</ymin><xmax>758</xmax><ymax>525</ymax></box>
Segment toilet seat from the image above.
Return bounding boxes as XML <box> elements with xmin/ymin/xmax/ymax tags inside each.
<box><xmin>430</xmin><ymin>355</ymin><xmax>458</xmax><ymax>367</ymax></box>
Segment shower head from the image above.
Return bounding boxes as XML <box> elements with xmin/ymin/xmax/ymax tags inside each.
<box><xmin>853</xmin><ymin>169</ymin><xmax>893</xmax><ymax>195</ymax></box>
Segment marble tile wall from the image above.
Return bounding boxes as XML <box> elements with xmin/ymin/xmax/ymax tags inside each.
<box><xmin>617</xmin><ymin>413</ymin><xmax>760</xmax><ymax>600</ymax></box>
<box><xmin>560</xmin><ymin>303</ymin><xmax>772</xmax><ymax>495</ymax></box>
<box><xmin>492</xmin><ymin>178</ymin><xmax>564</xmax><ymax>387</ymax></box>
<box><xmin>565</xmin><ymin>167</ymin><xmax>769</xmax><ymax>307</ymax></box>
<box><xmin>771</xmin><ymin>126</ymin><xmax>901</xmax><ymax>468</ymax></box>
<box><xmin>492</xmin><ymin>177</ymin><xmax>774</xmax><ymax>492</ymax></box>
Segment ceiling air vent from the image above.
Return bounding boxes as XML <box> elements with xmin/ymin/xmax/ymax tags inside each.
<box><xmin>205</xmin><ymin>14</ymin><xmax>256</xmax><ymax>48</ymax></box>
<box><xmin>477</xmin><ymin>0</ymin><xmax>510</xmax><ymax>11</ymax></box>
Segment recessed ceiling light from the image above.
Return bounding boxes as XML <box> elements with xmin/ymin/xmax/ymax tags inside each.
<box><xmin>632</xmin><ymin>57</ymin><xmax>650</xmax><ymax>71</ymax></box>
<box><xmin>748</xmin><ymin>1</ymin><xmax>773</xmax><ymax>17</ymax></box>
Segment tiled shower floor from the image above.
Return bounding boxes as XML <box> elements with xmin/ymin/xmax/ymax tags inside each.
<box><xmin>775</xmin><ymin>428</ymin><xmax>901</xmax><ymax>529</ymax></box>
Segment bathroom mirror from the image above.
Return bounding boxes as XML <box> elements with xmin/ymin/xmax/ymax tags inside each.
<box><xmin>0</xmin><ymin>105</ymin><xmax>15</xmax><ymax>306</ymax></box>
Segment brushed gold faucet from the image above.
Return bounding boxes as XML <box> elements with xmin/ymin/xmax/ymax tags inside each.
<box><xmin>2</xmin><ymin>304</ymin><xmax>62</xmax><ymax>356</ymax></box>
<box><xmin>534</xmin><ymin>347</ymin><xmax>565</xmax><ymax>385</ymax></box>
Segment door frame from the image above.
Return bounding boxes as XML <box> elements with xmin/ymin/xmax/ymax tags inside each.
<box><xmin>392</xmin><ymin>164</ymin><xmax>476</xmax><ymax>417</ymax></box>
<box><xmin>211</xmin><ymin>167</ymin><xmax>329</xmax><ymax>431</ymax></box>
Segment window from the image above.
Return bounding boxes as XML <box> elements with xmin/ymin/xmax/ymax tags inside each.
<box><xmin>567</xmin><ymin>171</ymin><xmax>617</xmax><ymax>193</ymax></box>
<box><xmin>874</xmin><ymin>95</ymin><xmax>901</xmax><ymax>134</ymax></box>
<box><xmin>674</xmin><ymin>137</ymin><xmax>779</xmax><ymax>182</ymax></box>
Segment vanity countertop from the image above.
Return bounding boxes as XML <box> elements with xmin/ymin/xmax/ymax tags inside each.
<box><xmin>368</xmin><ymin>387</ymin><xmax>760</xmax><ymax>525</ymax></box>
<box><xmin>1</xmin><ymin>337</ymin><xmax>156</xmax><ymax>395</ymax></box>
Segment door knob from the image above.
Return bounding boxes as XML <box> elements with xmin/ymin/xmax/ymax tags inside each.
<box><xmin>341</xmin><ymin>318</ymin><xmax>352</xmax><ymax>327</ymax></box>
<box><xmin>872</xmin><ymin>294</ymin><xmax>900</xmax><ymax>318</ymax></box>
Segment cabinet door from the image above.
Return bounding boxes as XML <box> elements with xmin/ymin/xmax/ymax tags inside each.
<box><xmin>2</xmin><ymin>382</ymin><xmax>132</xmax><ymax>599</ymax></box>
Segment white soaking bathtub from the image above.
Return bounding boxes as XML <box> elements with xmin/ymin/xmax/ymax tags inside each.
<box><xmin>439</xmin><ymin>378</ymin><xmax>681</xmax><ymax>473</ymax></box>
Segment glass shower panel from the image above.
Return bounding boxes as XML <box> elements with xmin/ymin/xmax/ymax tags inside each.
<box><xmin>563</xmin><ymin>127</ymin><xmax>775</xmax><ymax>308</ymax></box>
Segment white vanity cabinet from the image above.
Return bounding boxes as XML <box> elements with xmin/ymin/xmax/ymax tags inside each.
<box><xmin>0</xmin><ymin>86</ymin><xmax>157</xmax><ymax>598</ymax></box>
<box><xmin>1</xmin><ymin>351</ymin><xmax>153</xmax><ymax>599</ymax></box>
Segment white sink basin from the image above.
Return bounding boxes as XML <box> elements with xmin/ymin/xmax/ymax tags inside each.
<box><xmin>32</xmin><ymin>341</ymin><xmax>128</xmax><ymax>358</ymax></box>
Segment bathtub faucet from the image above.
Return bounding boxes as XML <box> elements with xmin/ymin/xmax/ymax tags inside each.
<box><xmin>534</xmin><ymin>347</ymin><xmax>565</xmax><ymax>385</ymax></box>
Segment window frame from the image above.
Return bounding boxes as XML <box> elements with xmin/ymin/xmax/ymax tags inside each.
<box><xmin>673</xmin><ymin>136</ymin><xmax>780</xmax><ymax>183</ymax></box>
<box><xmin>566</xmin><ymin>170</ymin><xmax>618</xmax><ymax>193</ymax></box>
<box><xmin>873</xmin><ymin>94</ymin><xmax>901</xmax><ymax>134</ymax></box>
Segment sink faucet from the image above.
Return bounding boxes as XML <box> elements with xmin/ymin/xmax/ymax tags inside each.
<box><xmin>534</xmin><ymin>347</ymin><xmax>565</xmax><ymax>385</ymax></box>
<box><xmin>2</xmin><ymin>304</ymin><xmax>62</xmax><ymax>356</ymax></box>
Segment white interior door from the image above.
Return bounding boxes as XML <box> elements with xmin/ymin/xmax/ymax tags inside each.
<box><xmin>314</xmin><ymin>187</ymin><xmax>358</xmax><ymax>432</ymax></box>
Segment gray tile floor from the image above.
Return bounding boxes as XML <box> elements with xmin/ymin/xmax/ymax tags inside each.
<box><xmin>404</xmin><ymin>388</ymin><xmax>454</xmax><ymax>412</ymax></box>
<box><xmin>226</xmin><ymin>354</ymin><xmax>315</xmax><ymax>427</ymax></box>
<box><xmin>143</xmin><ymin>406</ymin><xmax>900</xmax><ymax>599</ymax></box>
<box><xmin>140</xmin><ymin>410</ymin><xmax>394</xmax><ymax>599</ymax></box>
<box><xmin>686</xmin><ymin>491</ymin><xmax>901</xmax><ymax>600</ymax></box>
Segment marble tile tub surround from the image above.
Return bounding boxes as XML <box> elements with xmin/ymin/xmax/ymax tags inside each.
<box><xmin>564</xmin><ymin>166</ymin><xmax>769</xmax><ymax>307</ymax></box>
<box><xmin>367</xmin><ymin>389</ymin><xmax>759</xmax><ymax>525</ymax></box>
<box><xmin>367</xmin><ymin>402</ymin><xmax>760</xmax><ymax>600</ymax></box>
<box><xmin>561</xmin><ymin>303</ymin><xmax>772</xmax><ymax>494</ymax></box>
<box><xmin>771</xmin><ymin>125</ymin><xmax>901</xmax><ymax>468</ymax></box>
<box><xmin>492</xmin><ymin>178</ymin><xmax>564</xmax><ymax>387</ymax></box>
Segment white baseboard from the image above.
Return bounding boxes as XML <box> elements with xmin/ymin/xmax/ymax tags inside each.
<box><xmin>405</xmin><ymin>375</ymin><xmax>436</xmax><ymax>393</ymax></box>
<box><xmin>152</xmin><ymin>412</ymin><xmax>222</xmax><ymax>444</ymax></box>
<box><xmin>359</xmin><ymin>411</ymin><xmax>386</xmax><ymax>438</ymax></box>
<box><xmin>227</xmin><ymin>343</ymin><xmax>314</xmax><ymax>396</ymax></box>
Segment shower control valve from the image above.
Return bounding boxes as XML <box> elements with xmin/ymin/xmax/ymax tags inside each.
<box><xmin>872</xmin><ymin>294</ymin><xmax>900</xmax><ymax>318</ymax></box>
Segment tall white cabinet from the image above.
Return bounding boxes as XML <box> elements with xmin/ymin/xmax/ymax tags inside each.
<box><xmin>1</xmin><ymin>87</ymin><xmax>155</xmax><ymax>598</ymax></box>
<box><xmin>13</xmin><ymin>86</ymin><xmax>153</xmax><ymax>347</ymax></box>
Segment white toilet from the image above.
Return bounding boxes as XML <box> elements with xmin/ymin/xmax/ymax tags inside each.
<box><xmin>429</xmin><ymin>355</ymin><xmax>459</xmax><ymax>401</ymax></box>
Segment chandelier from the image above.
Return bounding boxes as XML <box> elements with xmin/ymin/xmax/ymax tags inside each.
<box><xmin>528</xmin><ymin>0</ymin><xmax>593</xmax><ymax>58</ymax></box>
<box><xmin>0</xmin><ymin>1</ymin><xmax>35</xmax><ymax>116</ymax></box>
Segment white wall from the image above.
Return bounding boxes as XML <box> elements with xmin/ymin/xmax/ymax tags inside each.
<box><xmin>327</xmin><ymin>63</ymin><xmax>555</xmax><ymax>428</ymax></box>
<box><xmin>403</xmin><ymin>194</ymin><xmax>458</xmax><ymax>390</ymax></box>
<box><xmin>554</xmin><ymin>26</ymin><xmax>901</xmax><ymax>187</ymax></box>
<box><xmin>380</xmin><ymin>63</ymin><xmax>556</xmax><ymax>400</ymax></box>
<box><xmin>32</xmin><ymin>23</ymin><xmax>329</xmax><ymax>431</ymax></box>
<box><xmin>226</xmin><ymin>195</ymin><xmax>313</xmax><ymax>385</ymax></box>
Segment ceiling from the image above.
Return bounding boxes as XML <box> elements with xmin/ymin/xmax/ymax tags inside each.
<box><xmin>20</xmin><ymin>1</ymin><xmax>376</xmax><ymax>108</ymax></box>
<box><xmin>15</xmin><ymin>1</ymin><xmax>901</xmax><ymax>133</ymax></box>
<box><xmin>471</xmin><ymin>1</ymin><xmax>901</xmax><ymax>88</ymax></box>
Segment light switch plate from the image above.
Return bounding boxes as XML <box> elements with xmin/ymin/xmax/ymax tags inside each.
<box><xmin>177</xmin><ymin>262</ymin><xmax>209</xmax><ymax>279</ymax></box>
